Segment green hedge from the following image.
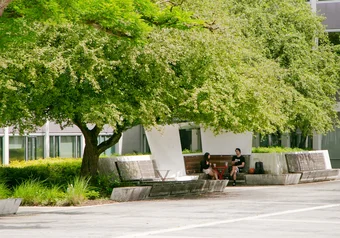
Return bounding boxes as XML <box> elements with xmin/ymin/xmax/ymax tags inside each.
<box><xmin>252</xmin><ymin>147</ymin><xmax>307</xmax><ymax>153</ymax></box>
<box><xmin>0</xmin><ymin>158</ymin><xmax>81</xmax><ymax>190</ymax></box>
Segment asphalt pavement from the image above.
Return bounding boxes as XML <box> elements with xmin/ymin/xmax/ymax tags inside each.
<box><xmin>1</xmin><ymin>180</ymin><xmax>340</xmax><ymax>238</ymax></box>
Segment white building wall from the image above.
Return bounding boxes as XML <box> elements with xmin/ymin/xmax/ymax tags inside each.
<box><xmin>200</xmin><ymin>129</ymin><xmax>253</xmax><ymax>155</ymax></box>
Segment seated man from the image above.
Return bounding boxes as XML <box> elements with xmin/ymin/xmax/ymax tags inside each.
<box><xmin>200</xmin><ymin>152</ymin><xmax>219</xmax><ymax>180</ymax></box>
<box><xmin>230</xmin><ymin>148</ymin><xmax>245</xmax><ymax>186</ymax></box>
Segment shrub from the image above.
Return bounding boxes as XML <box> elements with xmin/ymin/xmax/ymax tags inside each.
<box><xmin>92</xmin><ymin>174</ymin><xmax>122</xmax><ymax>197</ymax></box>
<box><xmin>252</xmin><ymin>147</ymin><xmax>307</xmax><ymax>153</ymax></box>
<box><xmin>0</xmin><ymin>183</ymin><xmax>11</xmax><ymax>199</ymax></box>
<box><xmin>86</xmin><ymin>190</ymin><xmax>100</xmax><ymax>200</ymax></box>
<box><xmin>0</xmin><ymin>158</ymin><xmax>81</xmax><ymax>189</ymax></box>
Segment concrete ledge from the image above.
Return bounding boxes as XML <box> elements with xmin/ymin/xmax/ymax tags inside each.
<box><xmin>204</xmin><ymin>180</ymin><xmax>229</xmax><ymax>192</ymax></box>
<box><xmin>0</xmin><ymin>198</ymin><xmax>22</xmax><ymax>216</ymax></box>
<box><xmin>245</xmin><ymin>174</ymin><xmax>301</xmax><ymax>185</ymax></box>
<box><xmin>299</xmin><ymin>169</ymin><xmax>340</xmax><ymax>183</ymax></box>
<box><xmin>110</xmin><ymin>186</ymin><xmax>152</xmax><ymax>202</ymax></box>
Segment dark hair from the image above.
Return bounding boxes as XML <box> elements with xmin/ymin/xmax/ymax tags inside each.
<box><xmin>235</xmin><ymin>148</ymin><xmax>241</xmax><ymax>153</ymax></box>
<box><xmin>204</xmin><ymin>152</ymin><xmax>210</xmax><ymax>160</ymax></box>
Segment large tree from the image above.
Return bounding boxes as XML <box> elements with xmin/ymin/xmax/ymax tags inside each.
<box><xmin>0</xmin><ymin>0</ymin><xmax>339</xmax><ymax>175</ymax></box>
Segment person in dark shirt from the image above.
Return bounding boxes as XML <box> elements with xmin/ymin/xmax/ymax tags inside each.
<box><xmin>200</xmin><ymin>152</ymin><xmax>219</xmax><ymax>180</ymax></box>
<box><xmin>230</xmin><ymin>148</ymin><xmax>245</xmax><ymax>186</ymax></box>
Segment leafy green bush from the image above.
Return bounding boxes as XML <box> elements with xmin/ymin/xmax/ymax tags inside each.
<box><xmin>92</xmin><ymin>174</ymin><xmax>122</xmax><ymax>197</ymax></box>
<box><xmin>0</xmin><ymin>183</ymin><xmax>11</xmax><ymax>199</ymax></box>
<box><xmin>252</xmin><ymin>147</ymin><xmax>307</xmax><ymax>153</ymax></box>
<box><xmin>86</xmin><ymin>190</ymin><xmax>100</xmax><ymax>200</ymax></box>
<box><xmin>182</xmin><ymin>149</ymin><xmax>202</xmax><ymax>154</ymax></box>
<box><xmin>0</xmin><ymin>158</ymin><xmax>81</xmax><ymax>189</ymax></box>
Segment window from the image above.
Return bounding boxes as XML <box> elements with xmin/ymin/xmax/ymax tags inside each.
<box><xmin>9</xmin><ymin>136</ymin><xmax>25</xmax><ymax>161</ymax></box>
<box><xmin>50</xmin><ymin>136</ymin><xmax>81</xmax><ymax>158</ymax></box>
<box><xmin>179</xmin><ymin>128</ymin><xmax>202</xmax><ymax>153</ymax></box>
<box><xmin>98</xmin><ymin>135</ymin><xmax>116</xmax><ymax>156</ymax></box>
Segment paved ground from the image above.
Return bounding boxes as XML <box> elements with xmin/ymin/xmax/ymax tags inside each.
<box><xmin>1</xmin><ymin>180</ymin><xmax>340</xmax><ymax>238</ymax></box>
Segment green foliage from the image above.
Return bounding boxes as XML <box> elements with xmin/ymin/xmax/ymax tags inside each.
<box><xmin>182</xmin><ymin>149</ymin><xmax>202</xmax><ymax>154</ymax></box>
<box><xmin>0</xmin><ymin>158</ymin><xmax>81</xmax><ymax>189</ymax></box>
<box><xmin>86</xmin><ymin>190</ymin><xmax>100</xmax><ymax>200</ymax></box>
<box><xmin>12</xmin><ymin>179</ymin><xmax>64</xmax><ymax>206</ymax></box>
<box><xmin>252</xmin><ymin>147</ymin><xmax>307</xmax><ymax>153</ymax></box>
<box><xmin>64</xmin><ymin>177</ymin><xmax>90</xmax><ymax>205</ymax></box>
<box><xmin>1</xmin><ymin>0</ymin><xmax>339</xmax><ymax>176</ymax></box>
<box><xmin>0</xmin><ymin>183</ymin><xmax>11</xmax><ymax>199</ymax></box>
<box><xmin>91</xmin><ymin>174</ymin><xmax>121</xmax><ymax>197</ymax></box>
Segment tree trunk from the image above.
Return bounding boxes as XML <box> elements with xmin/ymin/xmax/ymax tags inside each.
<box><xmin>80</xmin><ymin>130</ymin><xmax>123</xmax><ymax>177</ymax></box>
<box><xmin>0</xmin><ymin>0</ymin><xmax>12</xmax><ymax>17</ymax></box>
<box><xmin>81</xmin><ymin>142</ymin><xmax>100</xmax><ymax>177</ymax></box>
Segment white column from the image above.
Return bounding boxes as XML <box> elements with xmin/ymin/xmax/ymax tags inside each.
<box><xmin>281</xmin><ymin>133</ymin><xmax>291</xmax><ymax>148</ymax></box>
<box><xmin>4</xmin><ymin>127</ymin><xmax>9</xmax><ymax>165</ymax></box>
<box><xmin>44</xmin><ymin>121</ymin><xmax>50</xmax><ymax>158</ymax></box>
<box><xmin>80</xmin><ymin>134</ymin><xmax>85</xmax><ymax>157</ymax></box>
<box><xmin>310</xmin><ymin>0</ymin><xmax>317</xmax><ymax>13</ymax></box>
<box><xmin>115</xmin><ymin>134</ymin><xmax>124</xmax><ymax>155</ymax></box>
<box><xmin>191</xmin><ymin>129</ymin><xmax>199</xmax><ymax>151</ymax></box>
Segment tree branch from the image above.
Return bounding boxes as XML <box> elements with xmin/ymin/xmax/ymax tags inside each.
<box><xmin>98</xmin><ymin>131</ymin><xmax>122</xmax><ymax>154</ymax></box>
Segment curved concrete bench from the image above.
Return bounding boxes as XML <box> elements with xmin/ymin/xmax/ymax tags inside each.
<box><xmin>245</xmin><ymin>174</ymin><xmax>301</xmax><ymax>185</ymax></box>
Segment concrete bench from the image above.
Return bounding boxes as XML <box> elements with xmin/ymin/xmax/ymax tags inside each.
<box><xmin>115</xmin><ymin>160</ymin><xmax>171</xmax><ymax>182</ymax></box>
<box><xmin>285</xmin><ymin>152</ymin><xmax>340</xmax><ymax>183</ymax></box>
<box><xmin>0</xmin><ymin>198</ymin><xmax>22</xmax><ymax>216</ymax></box>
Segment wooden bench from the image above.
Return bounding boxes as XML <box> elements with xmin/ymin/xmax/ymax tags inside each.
<box><xmin>183</xmin><ymin>154</ymin><xmax>249</xmax><ymax>181</ymax></box>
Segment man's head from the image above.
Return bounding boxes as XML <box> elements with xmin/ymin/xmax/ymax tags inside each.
<box><xmin>235</xmin><ymin>148</ymin><xmax>241</xmax><ymax>156</ymax></box>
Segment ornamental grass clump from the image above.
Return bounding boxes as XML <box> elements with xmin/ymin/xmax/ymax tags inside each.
<box><xmin>64</xmin><ymin>177</ymin><xmax>90</xmax><ymax>206</ymax></box>
<box><xmin>13</xmin><ymin>179</ymin><xmax>47</xmax><ymax>206</ymax></box>
<box><xmin>0</xmin><ymin>183</ymin><xmax>11</xmax><ymax>199</ymax></box>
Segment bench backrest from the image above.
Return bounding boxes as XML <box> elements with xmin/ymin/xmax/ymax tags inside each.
<box><xmin>116</xmin><ymin>160</ymin><xmax>157</xmax><ymax>181</ymax></box>
<box><xmin>183</xmin><ymin>155</ymin><xmax>250</xmax><ymax>174</ymax></box>
<box><xmin>285</xmin><ymin>152</ymin><xmax>326</xmax><ymax>172</ymax></box>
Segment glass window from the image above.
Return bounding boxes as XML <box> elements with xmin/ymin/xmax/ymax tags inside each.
<box><xmin>50</xmin><ymin>136</ymin><xmax>81</xmax><ymax>158</ymax></box>
<box><xmin>179</xmin><ymin>128</ymin><xmax>202</xmax><ymax>153</ymax></box>
<box><xmin>98</xmin><ymin>135</ymin><xmax>116</xmax><ymax>156</ymax></box>
<box><xmin>36</xmin><ymin>136</ymin><xmax>44</xmax><ymax>159</ymax></box>
<box><xmin>9</xmin><ymin>136</ymin><xmax>25</xmax><ymax>162</ymax></box>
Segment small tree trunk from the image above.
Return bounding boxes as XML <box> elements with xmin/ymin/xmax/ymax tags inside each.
<box><xmin>81</xmin><ymin>142</ymin><xmax>100</xmax><ymax>177</ymax></box>
<box><xmin>0</xmin><ymin>0</ymin><xmax>12</xmax><ymax>17</ymax></box>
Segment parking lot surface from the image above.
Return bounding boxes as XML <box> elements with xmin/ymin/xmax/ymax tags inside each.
<box><xmin>1</xmin><ymin>180</ymin><xmax>340</xmax><ymax>238</ymax></box>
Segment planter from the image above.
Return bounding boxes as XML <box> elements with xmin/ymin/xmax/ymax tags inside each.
<box><xmin>0</xmin><ymin>198</ymin><xmax>22</xmax><ymax>216</ymax></box>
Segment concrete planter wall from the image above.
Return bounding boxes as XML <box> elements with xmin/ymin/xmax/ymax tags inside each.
<box><xmin>250</xmin><ymin>153</ymin><xmax>288</xmax><ymax>175</ymax></box>
<box><xmin>0</xmin><ymin>198</ymin><xmax>22</xmax><ymax>216</ymax></box>
<box><xmin>245</xmin><ymin>174</ymin><xmax>301</xmax><ymax>185</ymax></box>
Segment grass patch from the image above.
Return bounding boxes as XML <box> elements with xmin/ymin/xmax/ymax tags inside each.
<box><xmin>63</xmin><ymin>177</ymin><xmax>90</xmax><ymax>206</ymax></box>
<box><xmin>13</xmin><ymin>179</ymin><xmax>64</xmax><ymax>206</ymax></box>
<box><xmin>0</xmin><ymin>183</ymin><xmax>11</xmax><ymax>199</ymax></box>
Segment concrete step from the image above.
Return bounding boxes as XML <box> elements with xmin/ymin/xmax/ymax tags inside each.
<box><xmin>227</xmin><ymin>180</ymin><xmax>246</xmax><ymax>186</ymax></box>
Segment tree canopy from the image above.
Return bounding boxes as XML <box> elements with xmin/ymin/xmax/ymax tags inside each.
<box><xmin>0</xmin><ymin>0</ymin><xmax>339</xmax><ymax>175</ymax></box>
